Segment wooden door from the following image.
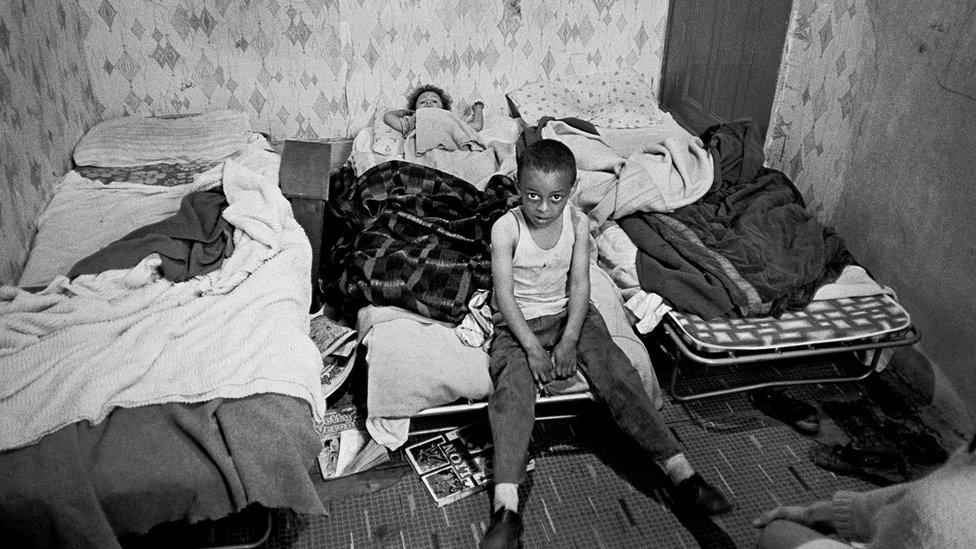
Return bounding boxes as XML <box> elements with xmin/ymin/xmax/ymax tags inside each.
<box><xmin>661</xmin><ymin>0</ymin><xmax>793</xmax><ymax>140</ymax></box>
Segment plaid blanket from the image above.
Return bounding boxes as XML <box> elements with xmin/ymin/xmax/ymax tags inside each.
<box><xmin>325</xmin><ymin>161</ymin><xmax>518</xmax><ymax>323</ymax></box>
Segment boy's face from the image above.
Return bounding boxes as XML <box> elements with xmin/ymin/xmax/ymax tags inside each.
<box><xmin>415</xmin><ymin>91</ymin><xmax>444</xmax><ymax>110</ymax></box>
<box><xmin>518</xmin><ymin>168</ymin><xmax>574</xmax><ymax>229</ymax></box>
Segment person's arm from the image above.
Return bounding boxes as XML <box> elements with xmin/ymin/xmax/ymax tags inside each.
<box><xmin>752</xmin><ymin>484</ymin><xmax>909</xmax><ymax>542</ymax></box>
<box><xmin>383</xmin><ymin>108</ymin><xmax>415</xmax><ymax>135</ymax></box>
<box><xmin>469</xmin><ymin>101</ymin><xmax>485</xmax><ymax>132</ymax></box>
<box><xmin>753</xmin><ymin>501</ymin><xmax>838</xmax><ymax>535</ymax></box>
<box><xmin>551</xmin><ymin>209</ymin><xmax>590</xmax><ymax>379</ymax></box>
<box><xmin>491</xmin><ymin>215</ymin><xmax>554</xmax><ymax>384</ymax></box>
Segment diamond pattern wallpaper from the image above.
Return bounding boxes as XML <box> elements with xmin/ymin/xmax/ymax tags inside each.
<box><xmin>765</xmin><ymin>0</ymin><xmax>875</xmax><ymax>220</ymax></box>
<box><xmin>0</xmin><ymin>0</ymin><xmax>879</xmax><ymax>284</ymax></box>
<box><xmin>0</xmin><ymin>1</ymin><xmax>100</xmax><ymax>285</ymax></box>
<box><xmin>75</xmin><ymin>0</ymin><xmax>669</xmax><ymax>140</ymax></box>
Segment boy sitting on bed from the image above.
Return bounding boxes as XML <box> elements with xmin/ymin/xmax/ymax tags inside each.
<box><xmin>480</xmin><ymin>139</ymin><xmax>732</xmax><ymax>548</ymax></box>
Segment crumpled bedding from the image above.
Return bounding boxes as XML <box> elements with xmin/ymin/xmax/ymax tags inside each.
<box><xmin>402</xmin><ymin>108</ymin><xmax>516</xmax><ymax>190</ymax></box>
<box><xmin>0</xmin><ymin>160</ymin><xmax>326</xmax><ymax>451</ymax></box>
<box><xmin>0</xmin><ymin>393</ymin><xmax>325</xmax><ymax>547</ymax></box>
<box><xmin>540</xmin><ymin>119</ymin><xmax>714</xmax><ymax>226</ymax></box>
<box><xmin>618</xmin><ymin>121</ymin><xmax>855</xmax><ymax>319</ymax></box>
<box><xmin>324</xmin><ymin>160</ymin><xmax>519</xmax><ymax>323</ymax></box>
<box><xmin>67</xmin><ymin>187</ymin><xmax>232</xmax><ymax>281</ymax></box>
<box><xmin>360</xmin><ymin>264</ymin><xmax>663</xmax><ymax>450</ymax></box>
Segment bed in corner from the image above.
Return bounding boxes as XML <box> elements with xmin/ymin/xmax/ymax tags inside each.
<box><xmin>0</xmin><ymin>111</ymin><xmax>328</xmax><ymax>548</ymax></box>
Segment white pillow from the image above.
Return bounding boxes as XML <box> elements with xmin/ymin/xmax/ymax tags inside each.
<box><xmin>478</xmin><ymin>113</ymin><xmax>520</xmax><ymax>144</ymax></box>
<box><xmin>73</xmin><ymin>109</ymin><xmax>250</xmax><ymax>167</ymax></box>
<box><xmin>371</xmin><ymin>108</ymin><xmax>406</xmax><ymax>157</ymax></box>
<box><xmin>507</xmin><ymin>70</ymin><xmax>662</xmax><ymax>129</ymax></box>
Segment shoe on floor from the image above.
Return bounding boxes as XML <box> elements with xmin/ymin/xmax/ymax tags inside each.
<box><xmin>480</xmin><ymin>507</ymin><xmax>523</xmax><ymax>549</ymax></box>
<box><xmin>748</xmin><ymin>387</ymin><xmax>821</xmax><ymax>435</ymax></box>
<box><xmin>672</xmin><ymin>473</ymin><xmax>733</xmax><ymax>515</ymax></box>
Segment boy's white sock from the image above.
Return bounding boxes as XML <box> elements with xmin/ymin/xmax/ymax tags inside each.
<box><xmin>493</xmin><ymin>483</ymin><xmax>519</xmax><ymax>512</ymax></box>
<box><xmin>663</xmin><ymin>453</ymin><xmax>695</xmax><ymax>484</ymax></box>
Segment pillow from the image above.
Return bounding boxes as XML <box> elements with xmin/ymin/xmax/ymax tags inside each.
<box><xmin>351</xmin><ymin>125</ymin><xmax>381</xmax><ymax>176</ymax></box>
<box><xmin>478</xmin><ymin>113</ymin><xmax>521</xmax><ymax>144</ymax></box>
<box><xmin>73</xmin><ymin>109</ymin><xmax>250</xmax><ymax>167</ymax></box>
<box><xmin>507</xmin><ymin>70</ymin><xmax>662</xmax><ymax>129</ymax></box>
<box><xmin>371</xmin><ymin>108</ymin><xmax>406</xmax><ymax>157</ymax></box>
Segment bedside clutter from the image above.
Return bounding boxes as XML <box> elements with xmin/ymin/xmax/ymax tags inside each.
<box><xmin>277</xmin><ymin>138</ymin><xmax>354</xmax><ymax>311</ymax></box>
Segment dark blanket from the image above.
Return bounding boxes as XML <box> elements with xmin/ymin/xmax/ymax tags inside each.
<box><xmin>324</xmin><ymin>161</ymin><xmax>518</xmax><ymax>323</ymax></box>
<box><xmin>68</xmin><ymin>188</ymin><xmax>232</xmax><ymax>282</ymax></box>
<box><xmin>0</xmin><ymin>394</ymin><xmax>325</xmax><ymax>548</ymax></box>
<box><xmin>618</xmin><ymin>121</ymin><xmax>853</xmax><ymax>319</ymax></box>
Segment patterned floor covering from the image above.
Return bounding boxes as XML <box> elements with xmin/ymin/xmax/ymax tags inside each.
<box><xmin>126</xmin><ymin>352</ymin><xmax>964</xmax><ymax>548</ymax></box>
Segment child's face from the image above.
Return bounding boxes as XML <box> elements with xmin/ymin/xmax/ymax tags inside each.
<box><xmin>518</xmin><ymin>168</ymin><xmax>574</xmax><ymax>229</ymax></box>
<box><xmin>415</xmin><ymin>91</ymin><xmax>444</xmax><ymax>110</ymax></box>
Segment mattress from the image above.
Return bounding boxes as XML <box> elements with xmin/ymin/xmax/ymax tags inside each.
<box><xmin>666</xmin><ymin>295</ymin><xmax>913</xmax><ymax>353</ymax></box>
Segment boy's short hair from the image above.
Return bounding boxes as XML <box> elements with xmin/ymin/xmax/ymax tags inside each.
<box><xmin>517</xmin><ymin>139</ymin><xmax>577</xmax><ymax>188</ymax></box>
<box><xmin>407</xmin><ymin>84</ymin><xmax>452</xmax><ymax>111</ymax></box>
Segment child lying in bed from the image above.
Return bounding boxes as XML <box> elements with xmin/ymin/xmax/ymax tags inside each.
<box><xmin>480</xmin><ymin>139</ymin><xmax>732</xmax><ymax>548</ymax></box>
<box><xmin>383</xmin><ymin>84</ymin><xmax>484</xmax><ymax>135</ymax></box>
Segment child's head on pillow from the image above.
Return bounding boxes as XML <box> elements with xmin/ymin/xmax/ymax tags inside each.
<box><xmin>408</xmin><ymin>84</ymin><xmax>452</xmax><ymax>111</ymax></box>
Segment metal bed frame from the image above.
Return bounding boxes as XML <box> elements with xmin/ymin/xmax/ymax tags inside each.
<box><xmin>659</xmin><ymin>319</ymin><xmax>921</xmax><ymax>401</ymax></box>
<box><xmin>408</xmin><ymin>391</ymin><xmax>600</xmax><ymax>436</ymax></box>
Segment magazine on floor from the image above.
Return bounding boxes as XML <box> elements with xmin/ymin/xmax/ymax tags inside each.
<box><xmin>309</xmin><ymin>312</ymin><xmax>357</xmax><ymax>359</ymax></box>
<box><xmin>308</xmin><ymin>311</ymin><xmax>358</xmax><ymax>400</ymax></box>
<box><xmin>314</xmin><ymin>406</ymin><xmax>389</xmax><ymax>480</ymax></box>
<box><xmin>405</xmin><ymin>421</ymin><xmax>534</xmax><ymax>507</ymax></box>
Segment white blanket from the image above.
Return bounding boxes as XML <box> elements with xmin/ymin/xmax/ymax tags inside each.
<box><xmin>0</xmin><ymin>161</ymin><xmax>326</xmax><ymax>451</ymax></box>
<box><xmin>543</xmin><ymin>120</ymin><xmax>714</xmax><ymax>226</ymax></box>
<box><xmin>403</xmin><ymin>108</ymin><xmax>516</xmax><ymax>190</ymax></box>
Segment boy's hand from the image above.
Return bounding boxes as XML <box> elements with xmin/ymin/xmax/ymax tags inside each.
<box><xmin>551</xmin><ymin>338</ymin><xmax>577</xmax><ymax>379</ymax></box>
<box><xmin>526</xmin><ymin>345</ymin><xmax>555</xmax><ymax>384</ymax></box>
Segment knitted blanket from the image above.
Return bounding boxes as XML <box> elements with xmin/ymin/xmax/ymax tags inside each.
<box><xmin>0</xmin><ymin>161</ymin><xmax>325</xmax><ymax>451</ymax></box>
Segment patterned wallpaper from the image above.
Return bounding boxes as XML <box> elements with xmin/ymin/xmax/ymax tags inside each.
<box><xmin>75</xmin><ymin>0</ymin><xmax>669</xmax><ymax>140</ymax></box>
<box><xmin>765</xmin><ymin>0</ymin><xmax>875</xmax><ymax>220</ymax></box>
<box><xmin>0</xmin><ymin>1</ymin><xmax>100</xmax><ymax>285</ymax></box>
<box><xmin>0</xmin><ymin>0</ymin><xmax>873</xmax><ymax>284</ymax></box>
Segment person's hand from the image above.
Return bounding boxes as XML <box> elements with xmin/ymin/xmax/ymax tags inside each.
<box><xmin>526</xmin><ymin>344</ymin><xmax>555</xmax><ymax>384</ymax></box>
<box><xmin>551</xmin><ymin>338</ymin><xmax>577</xmax><ymax>379</ymax></box>
<box><xmin>402</xmin><ymin>113</ymin><xmax>416</xmax><ymax>133</ymax></box>
<box><xmin>752</xmin><ymin>501</ymin><xmax>835</xmax><ymax>533</ymax></box>
<box><xmin>472</xmin><ymin>101</ymin><xmax>485</xmax><ymax>112</ymax></box>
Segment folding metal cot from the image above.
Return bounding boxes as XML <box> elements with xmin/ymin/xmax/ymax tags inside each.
<box><xmin>658</xmin><ymin>295</ymin><xmax>921</xmax><ymax>401</ymax></box>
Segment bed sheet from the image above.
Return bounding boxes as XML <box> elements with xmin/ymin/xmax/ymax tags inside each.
<box><xmin>360</xmin><ymin>263</ymin><xmax>663</xmax><ymax>450</ymax></box>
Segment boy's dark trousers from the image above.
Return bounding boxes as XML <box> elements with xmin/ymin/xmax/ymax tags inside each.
<box><xmin>487</xmin><ymin>304</ymin><xmax>683</xmax><ymax>484</ymax></box>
